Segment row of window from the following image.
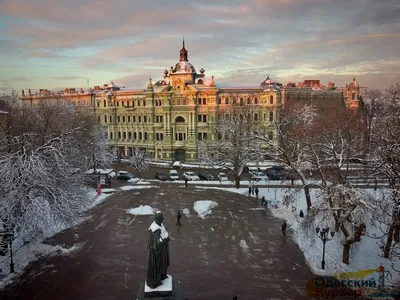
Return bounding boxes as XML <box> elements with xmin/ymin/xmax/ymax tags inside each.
<box><xmin>101</xmin><ymin>114</ymin><xmax>153</xmax><ymax>124</ymax></box>
<box><xmin>97</xmin><ymin>96</ymin><xmax>276</xmax><ymax>108</ymax></box>
<box><xmin>108</xmin><ymin>131</ymin><xmax>209</xmax><ymax>141</ymax></box>
<box><xmin>99</xmin><ymin>112</ymin><xmax>274</xmax><ymax>124</ymax></box>
<box><xmin>98</xmin><ymin>99</ymin><xmax>146</xmax><ymax>108</ymax></box>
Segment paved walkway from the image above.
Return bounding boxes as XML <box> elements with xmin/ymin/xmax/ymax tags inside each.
<box><xmin>0</xmin><ymin>184</ymin><xmax>340</xmax><ymax>299</ymax></box>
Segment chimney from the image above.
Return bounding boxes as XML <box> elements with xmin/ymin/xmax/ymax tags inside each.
<box><xmin>22</xmin><ymin>89</ymin><xmax>25</xmax><ymax>96</ymax></box>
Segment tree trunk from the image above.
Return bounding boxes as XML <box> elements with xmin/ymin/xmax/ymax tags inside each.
<box><xmin>235</xmin><ymin>175</ymin><xmax>240</xmax><ymax>189</ymax></box>
<box><xmin>342</xmin><ymin>242</ymin><xmax>351</xmax><ymax>264</ymax></box>
<box><xmin>304</xmin><ymin>185</ymin><xmax>312</xmax><ymax>211</ymax></box>
<box><xmin>383</xmin><ymin>224</ymin><xmax>395</xmax><ymax>258</ymax></box>
<box><xmin>138</xmin><ymin>171</ymin><xmax>141</xmax><ymax>179</ymax></box>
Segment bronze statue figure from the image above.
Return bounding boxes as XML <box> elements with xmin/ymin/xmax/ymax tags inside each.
<box><xmin>146</xmin><ymin>211</ymin><xmax>170</xmax><ymax>289</ymax></box>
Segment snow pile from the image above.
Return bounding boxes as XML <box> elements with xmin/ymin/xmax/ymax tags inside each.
<box><xmin>194</xmin><ymin>201</ymin><xmax>218</xmax><ymax>219</ymax></box>
<box><xmin>120</xmin><ymin>185</ymin><xmax>156</xmax><ymax>191</ymax></box>
<box><xmin>127</xmin><ymin>205</ymin><xmax>154</xmax><ymax>216</ymax></box>
<box><xmin>128</xmin><ymin>178</ymin><xmax>140</xmax><ymax>183</ymax></box>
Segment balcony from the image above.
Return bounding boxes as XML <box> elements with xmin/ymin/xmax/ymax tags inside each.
<box><xmin>154</xmin><ymin>123</ymin><xmax>163</xmax><ymax>128</ymax></box>
<box><xmin>197</xmin><ymin>122</ymin><xmax>208</xmax><ymax>128</ymax></box>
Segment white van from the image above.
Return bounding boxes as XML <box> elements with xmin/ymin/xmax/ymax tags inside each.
<box><xmin>169</xmin><ymin>169</ymin><xmax>179</xmax><ymax>180</ymax></box>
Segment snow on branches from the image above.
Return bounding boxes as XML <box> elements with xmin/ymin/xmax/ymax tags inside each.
<box><xmin>198</xmin><ymin>104</ymin><xmax>261</xmax><ymax>188</ymax></box>
<box><xmin>129</xmin><ymin>148</ymin><xmax>150</xmax><ymax>178</ymax></box>
<box><xmin>0</xmin><ymin>97</ymin><xmax>108</xmax><ymax>243</ymax></box>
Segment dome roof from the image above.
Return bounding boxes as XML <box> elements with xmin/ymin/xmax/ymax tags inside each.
<box><xmin>174</xmin><ymin>61</ymin><xmax>195</xmax><ymax>73</ymax></box>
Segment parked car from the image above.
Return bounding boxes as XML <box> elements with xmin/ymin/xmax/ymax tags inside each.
<box><xmin>183</xmin><ymin>172</ymin><xmax>200</xmax><ymax>181</ymax></box>
<box><xmin>198</xmin><ymin>172</ymin><xmax>215</xmax><ymax>181</ymax></box>
<box><xmin>173</xmin><ymin>161</ymin><xmax>182</xmax><ymax>169</ymax></box>
<box><xmin>266</xmin><ymin>166</ymin><xmax>286</xmax><ymax>180</ymax></box>
<box><xmin>169</xmin><ymin>170</ymin><xmax>179</xmax><ymax>180</ymax></box>
<box><xmin>251</xmin><ymin>172</ymin><xmax>269</xmax><ymax>182</ymax></box>
<box><xmin>117</xmin><ymin>171</ymin><xmax>134</xmax><ymax>181</ymax></box>
<box><xmin>218</xmin><ymin>173</ymin><xmax>228</xmax><ymax>182</ymax></box>
<box><xmin>155</xmin><ymin>172</ymin><xmax>168</xmax><ymax>181</ymax></box>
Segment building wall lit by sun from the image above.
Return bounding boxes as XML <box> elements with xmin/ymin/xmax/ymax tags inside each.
<box><xmin>20</xmin><ymin>40</ymin><xmax>364</xmax><ymax>162</ymax></box>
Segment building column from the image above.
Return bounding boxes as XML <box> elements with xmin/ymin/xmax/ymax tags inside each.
<box><xmin>124</xmin><ymin>146</ymin><xmax>128</xmax><ymax>157</ymax></box>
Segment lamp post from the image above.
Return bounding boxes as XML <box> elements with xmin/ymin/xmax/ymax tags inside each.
<box><xmin>316</xmin><ymin>226</ymin><xmax>335</xmax><ymax>270</ymax></box>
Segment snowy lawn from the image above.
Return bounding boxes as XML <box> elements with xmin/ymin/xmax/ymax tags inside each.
<box><xmin>195</xmin><ymin>186</ymin><xmax>400</xmax><ymax>285</ymax></box>
<box><xmin>193</xmin><ymin>200</ymin><xmax>218</xmax><ymax>219</ymax></box>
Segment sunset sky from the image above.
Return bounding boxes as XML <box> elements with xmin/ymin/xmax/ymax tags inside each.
<box><xmin>0</xmin><ymin>0</ymin><xmax>399</xmax><ymax>93</ymax></box>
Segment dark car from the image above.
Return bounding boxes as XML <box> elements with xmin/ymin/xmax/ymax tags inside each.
<box><xmin>198</xmin><ymin>172</ymin><xmax>215</xmax><ymax>181</ymax></box>
<box><xmin>155</xmin><ymin>172</ymin><xmax>167</xmax><ymax>181</ymax></box>
<box><xmin>266</xmin><ymin>166</ymin><xmax>285</xmax><ymax>180</ymax></box>
<box><xmin>117</xmin><ymin>171</ymin><xmax>134</xmax><ymax>181</ymax></box>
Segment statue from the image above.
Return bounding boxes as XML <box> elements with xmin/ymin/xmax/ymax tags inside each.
<box><xmin>146</xmin><ymin>211</ymin><xmax>170</xmax><ymax>289</ymax></box>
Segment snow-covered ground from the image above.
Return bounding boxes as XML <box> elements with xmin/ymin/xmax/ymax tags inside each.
<box><xmin>193</xmin><ymin>200</ymin><xmax>219</xmax><ymax>219</ymax></box>
<box><xmin>195</xmin><ymin>185</ymin><xmax>400</xmax><ymax>285</ymax></box>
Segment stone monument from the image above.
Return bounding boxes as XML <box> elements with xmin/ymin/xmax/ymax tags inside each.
<box><xmin>136</xmin><ymin>211</ymin><xmax>181</xmax><ymax>300</ymax></box>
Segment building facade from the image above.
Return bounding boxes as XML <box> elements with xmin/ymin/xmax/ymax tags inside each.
<box><xmin>20</xmin><ymin>41</ymin><xmax>366</xmax><ymax>162</ymax></box>
<box><xmin>92</xmin><ymin>41</ymin><xmax>280</xmax><ymax>162</ymax></box>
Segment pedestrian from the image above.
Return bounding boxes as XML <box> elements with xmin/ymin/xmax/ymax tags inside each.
<box><xmin>248</xmin><ymin>186</ymin><xmax>251</xmax><ymax>197</ymax></box>
<box><xmin>299</xmin><ymin>210</ymin><xmax>304</xmax><ymax>218</ymax></box>
<box><xmin>176</xmin><ymin>211</ymin><xmax>182</xmax><ymax>226</ymax></box>
<box><xmin>185</xmin><ymin>178</ymin><xmax>188</xmax><ymax>188</ymax></box>
<box><xmin>255</xmin><ymin>187</ymin><xmax>259</xmax><ymax>199</ymax></box>
<box><xmin>291</xmin><ymin>178</ymin><xmax>294</xmax><ymax>185</ymax></box>
<box><xmin>281</xmin><ymin>221</ymin><xmax>287</xmax><ymax>236</ymax></box>
<box><xmin>374</xmin><ymin>177</ymin><xmax>378</xmax><ymax>191</ymax></box>
<box><xmin>261</xmin><ymin>196</ymin><xmax>265</xmax><ymax>205</ymax></box>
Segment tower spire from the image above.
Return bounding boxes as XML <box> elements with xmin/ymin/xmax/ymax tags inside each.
<box><xmin>179</xmin><ymin>38</ymin><xmax>188</xmax><ymax>61</ymax></box>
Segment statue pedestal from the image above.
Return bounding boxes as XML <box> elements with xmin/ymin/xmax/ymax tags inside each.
<box><xmin>136</xmin><ymin>275</ymin><xmax>181</xmax><ymax>299</ymax></box>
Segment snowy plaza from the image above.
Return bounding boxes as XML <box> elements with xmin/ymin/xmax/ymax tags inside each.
<box><xmin>1</xmin><ymin>179</ymin><xmax>397</xmax><ymax>299</ymax></box>
<box><xmin>0</xmin><ymin>182</ymin><xmax>327</xmax><ymax>299</ymax></box>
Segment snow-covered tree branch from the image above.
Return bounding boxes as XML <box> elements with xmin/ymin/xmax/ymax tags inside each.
<box><xmin>129</xmin><ymin>148</ymin><xmax>150</xmax><ymax>178</ymax></box>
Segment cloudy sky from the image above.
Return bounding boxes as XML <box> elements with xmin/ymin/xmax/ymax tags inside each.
<box><xmin>0</xmin><ymin>0</ymin><xmax>399</xmax><ymax>93</ymax></box>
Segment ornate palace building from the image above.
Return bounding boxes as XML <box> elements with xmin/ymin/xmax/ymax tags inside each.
<box><xmin>20</xmin><ymin>40</ymin><xmax>364</xmax><ymax>162</ymax></box>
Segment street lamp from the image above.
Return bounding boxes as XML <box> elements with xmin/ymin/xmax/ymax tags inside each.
<box><xmin>316</xmin><ymin>226</ymin><xmax>335</xmax><ymax>270</ymax></box>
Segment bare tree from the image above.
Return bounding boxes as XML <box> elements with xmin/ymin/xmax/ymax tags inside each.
<box><xmin>129</xmin><ymin>148</ymin><xmax>150</xmax><ymax>179</ymax></box>
<box><xmin>0</xmin><ymin>96</ymin><xmax>108</xmax><ymax>259</ymax></box>
<box><xmin>253</xmin><ymin>102</ymin><xmax>318</xmax><ymax>210</ymax></box>
<box><xmin>198</xmin><ymin>104</ymin><xmax>261</xmax><ymax>188</ymax></box>
<box><xmin>367</xmin><ymin>83</ymin><xmax>400</xmax><ymax>259</ymax></box>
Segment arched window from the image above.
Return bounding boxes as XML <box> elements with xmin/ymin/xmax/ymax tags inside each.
<box><xmin>247</xmin><ymin>98</ymin><xmax>251</xmax><ymax>104</ymax></box>
<box><xmin>137</xmin><ymin>100</ymin><xmax>140</xmax><ymax>106</ymax></box>
<box><xmin>117</xmin><ymin>101</ymin><xmax>119</xmax><ymax>107</ymax></box>
<box><xmin>269</xmin><ymin>95</ymin><xmax>274</xmax><ymax>104</ymax></box>
<box><xmin>352</xmin><ymin>93</ymin><xmax>355</xmax><ymax>100</ymax></box>
<box><xmin>143</xmin><ymin>100</ymin><xmax>146</xmax><ymax>106</ymax></box>
<box><xmin>175</xmin><ymin>116</ymin><xmax>185</xmax><ymax>123</ymax></box>
<box><xmin>254</xmin><ymin>98</ymin><xmax>258</xmax><ymax>104</ymax></box>
<box><xmin>240</xmin><ymin>98</ymin><xmax>244</xmax><ymax>106</ymax></box>
<box><xmin>269</xmin><ymin>111</ymin><xmax>274</xmax><ymax>122</ymax></box>
<box><xmin>225</xmin><ymin>98</ymin><xmax>229</xmax><ymax>105</ymax></box>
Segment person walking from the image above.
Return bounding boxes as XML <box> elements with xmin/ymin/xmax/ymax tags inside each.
<box><xmin>185</xmin><ymin>178</ymin><xmax>188</xmax><ymax>188</ymax></box>
<box><xmin>261</xmin><ymin>196</ymin><xmax>265</xmax><ymax>206</ymax></box>
<box><xmin>176</xmin><ymin>211</ymin><xmax>182</xmax><ymax>226</ymax></box>
<box><xmin>281</xmin><ymin>221</ymin><xmax>287</xmax><ymax>236</ymax></box>
<box><xmin>299</xmin><ymin>210</ymin><xmax>304</xmax><ymax>218</ymax></box>
<box><xmin>255</xmin><ymin>187</ymin><xmax>259</xmax><ymax>199</ymax></box>
<box><xmin>248</xmin><ymin>186</ymin><xmax>252</xmax><ymax>197</ymax></box>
